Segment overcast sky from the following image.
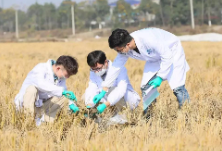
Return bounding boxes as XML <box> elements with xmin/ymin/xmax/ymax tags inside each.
<box><xmin>1</xmin><ymin>0</ymin><xmax>87</xmax><ymax>9</ymax></box>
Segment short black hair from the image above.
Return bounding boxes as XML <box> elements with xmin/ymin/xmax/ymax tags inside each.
<box><xmin>87</xmin><ymin>50</ymin><xmax>106</xmax><ymax>67</ymax></box>
<box><xmin>108</xmin><ymin>28</ymin><xmax>133</xmax><ymax>49</ymax></box>
<box><xmin>56</xmin><ymin>55</ymin><xmax>78</xmax><ymax>75</ymax></box>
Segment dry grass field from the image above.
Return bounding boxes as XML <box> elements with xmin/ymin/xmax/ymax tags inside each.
<box><xmin>0</xmin><ymin>39</ymin><xmax>222</xmax><ymax>150</ymax></box>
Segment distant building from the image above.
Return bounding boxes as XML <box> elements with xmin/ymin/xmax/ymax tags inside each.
<box><xmin>109</xmin><ymin>0</ymin><xmax>140</xmax><ymax>9</ymax></box>
<box><xmin>152</xmin><ymin>0</ymin><xmax>160</xmax><ymax>4</ymax></box>
<box><xmin>109</xmin><ymin>0</ymin><xmax>159</xmax><ymax>9</ymax></box>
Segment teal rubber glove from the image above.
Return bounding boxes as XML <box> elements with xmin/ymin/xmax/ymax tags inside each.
<box><xmin>62</xmin><ymin>90</ymin><xmax>77</xmax><ymax>101</ymax></box>
<box><xmin>148</xmin><ymin>76</ymin><xmax>163</xmax><ymax>88</ymax></box>
<box><xmin>97</xmin><ymin>103</ymin><xmax>107</xmax><ymax>114</ymax></box>
<box><xmin>86</xmin><ymin>106</ymin><xmax>91</xmax><ymax>109</ymax></box>
<box><xmin>69</xmin><ymin>104</ymin><xmax>79</xmax><ymax>113</ymax></box>
<box><xmin>93</xmin><ymin>90</ymin><xmax>107</xmax><ymax>104</ymax></box>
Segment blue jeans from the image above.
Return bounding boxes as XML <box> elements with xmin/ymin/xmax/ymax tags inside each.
<box><xmin>173</xmin><ymin>85</ymin><xmax>190</xmax><ymax>107</ymax></box>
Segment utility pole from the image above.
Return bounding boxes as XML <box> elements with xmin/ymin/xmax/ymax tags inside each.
<box><xmin>15</xmin><ymin>9</ymin><xmax>19</xmax><ymax>39</ymax></box>
<box><xmin>63</xmin><ymin>1</ymin><xmax>75</xmax><ymax>36</ymax></box>
<box><xmin>71</xmin><ymin>5</ymin><xmax>75</xmax><ymax>36</ymax></box>
<box><xmin>13</xmin><ymin>5</ymin><xmax>19</xmax><ymax>39</ymax></box>
<box><xmin>207</xmin><ymin>7</ymin><xmax>211</xmax><ymax>27</ymax></box>
<box><xmin>189</xmin><ymin>0</ymin><xmax>195</xmax><ymax>29</ymax></box>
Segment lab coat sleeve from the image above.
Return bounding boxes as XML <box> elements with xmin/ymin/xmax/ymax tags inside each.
<box><xmin>101</xmin><ymin>53</ymin><xmax>129</xmax><ymax>88</ymax></box>
<box><xmin>107</xmin><ymin>68</ymin><xmax>128</xmax><ymax>106</ymax></box>
<box><xmin>84</xmin><ymin>72</ymin><xmax>100</xmax><ymax>106</ymax></box>
<box><xmin>31</xmin><ymin>65</ymin><xmax>64</xmax><ymax>97</ymax></box>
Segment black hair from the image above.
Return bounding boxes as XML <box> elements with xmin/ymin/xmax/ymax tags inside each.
<box><xmin>108</xmin><ymin>28</ymin><xmax>133</xmax><ymax>49</ymax></box>
<box><xmin>87</xmin><ymin>50</ymin><xmax>106</xmax><ymax>67</ymax></box>
<box><xmin>56</xmin><ymin>55</ymin><xmax>78</xmax><ymax>75</ymax></box>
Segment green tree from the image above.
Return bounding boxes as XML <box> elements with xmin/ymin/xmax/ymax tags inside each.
<box><xmin>93</xmin><ymin>0</ymin><xmax>110</xmax><ymax>27</ymax></box>
<box><xmin>43</xmin><ymin>3</ymin><xmax>56</xmax><ymax>30</ymax></box>
<box><xmin>138</xmin><ymin>0</ymin><xmax>159</xmax><ymax>26</ymax></box>
<box><xmin>56</xmin><ymin>1</ymin><xmax>72</xmax><ymax>29</ymax></box>
<box><xmin>18</xmin><ymin>10</ymin><xmax>28</xmax><ymax>31</ymax></box>
<box><xmin>113</xmin><ymin>0</ymin><xmax>133</xmax><ymax>28</ymax></box>
<box><xmin>27</xmin><ymin>3</ymin><xmax>44</xmax><ymax>30</ymax></box>
<box><xmin>156</xmin><ymin>0</ymin><xmax>191</xmax><ymax>26</ymax></box>
<box><xmin>205</xmin><ymin>0</ymin><xmax>222</xmax><ymax>25</ymax></box>
<box><xmin>0</xmin><ymin>8</ymin><xmax>15</xmax><ymax>32</ymax></box>
<box><xmin>57</xmin><ymin>0</ymin><xmax>86</xmax><ymax>32</ymax></box>
<box><xmin>139</xmin><ymin>0</ymin><xmax>158</xmax><ymax>14</ymax></box>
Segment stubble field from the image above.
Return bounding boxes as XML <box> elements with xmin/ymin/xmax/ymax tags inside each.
<box><xmin>0</xmin><ymin>39</ymin><xmax>222</xmax><ymax>150</ymax></box>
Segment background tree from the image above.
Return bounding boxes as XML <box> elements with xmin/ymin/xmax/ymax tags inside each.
<box><xmin>43</xmin><ymin>3</ymin><xmax>57</xmax><ymax>30</ymax></box>
<box><xmin>0</xmin><ymin>8</ymin><xmax>15</xmax><ymax>32</ymax></box>
<box><xmin>56</xmin><ymin>2</ymin><xmax>71</xmax><ymax>29</ymax></box>
<box><xmin>28</xmin><ymin>3</ymin><xmax>45</xmax><ymax>30</ymax></box>
<box><xmin>113</xmin><ymin>0</ymin><xmax>133</xmax><ymax>28</ymax></box>
<box><xmin>138</xmin><ymin>0</ymin><xmax>159</xmax><ymax>26</ymax></box>
<box><xmin>93</xmin><ymin>0</ymin><xmax>110</xmax><ymax>28</ymax></box>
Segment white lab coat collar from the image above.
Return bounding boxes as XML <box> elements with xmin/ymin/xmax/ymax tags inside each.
<box><xmin>103</xmin><ymin>60</ymin><xmax>112</xmax><ymax>74</ymax></box>
<box><xmin>130</xmin><ymin>33</ymin><xmax>143</xmax><ymax>54</ymax></box>
<box><xmin>107</xmin><ymin>60</ymin><xmax>112</xmax><ymax>70</ymax></box>
<box><xmin>128</xmin><ymin>33</ymin><xmax>146</xmax><ymax>59</ymax></box>
<box><xmin>46</xmin><ymin>59</ymin><xmax>55</xmax><ymax>80</ymax></box>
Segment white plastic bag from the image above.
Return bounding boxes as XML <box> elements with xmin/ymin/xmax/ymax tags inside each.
<box><xmin>143</xmin><ymin>85</ymin><xmax>159</xmax><ymax>110</ymax></box>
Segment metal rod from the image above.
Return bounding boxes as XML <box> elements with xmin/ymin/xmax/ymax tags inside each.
<box><xmin>190</xmin><ymin>0</ymin><xmax>195</xmax><ymax>29</ymax></box>
<box><xmin>15</xmin><ymin>9</ymin><xmax>19</xmax><ymax>39</ymax></box>
<box><xmin>71</xmin><ymin>5</ymin><xmax>75</xmax><ymax>36</ymax></box>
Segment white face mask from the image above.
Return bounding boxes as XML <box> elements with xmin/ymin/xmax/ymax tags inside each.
<box><xmin>95</xmin><ymin>68</ymin><xmax>107</xmax><ymax>77</ymax></box>
<box><xmin>59</xmin><ymin>68</ymin><xmax>67</xmax><ymax>80</ymax></box>
<box><xmin>59</xmin><ymin>76</ymin><xmax>66</xmax><ymax>80</ymax></box>
<box><xmin>119</xmin><ymin>52</ymin><xmax>127</xmax><ymax>55</ymax></box>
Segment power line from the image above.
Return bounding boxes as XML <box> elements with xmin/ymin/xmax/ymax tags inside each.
<box><xmin>63</xmin><ymin>1</ymin><xmax>76</xmax><ymax>36</ymax></box>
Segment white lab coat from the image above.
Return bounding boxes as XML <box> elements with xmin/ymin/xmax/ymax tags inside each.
<box><xmin>84</xmin><ymin>60</ymin><xmax>140</xmax><ymax>109</ymax></box>
<box><xmin>102</xmin><ymin>28</ymin><xmax>190</xmax><ymax>90</ymax></box>
<box><xmin>14</xmin><ymin>59</ymin><xmax>67</xmax><ymax>109</ymax></box>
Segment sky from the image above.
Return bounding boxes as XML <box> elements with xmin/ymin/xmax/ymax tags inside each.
<box><xmin>1</xmin><ymin>0</ymin><xmax>117</xmax><ymax>10</ymax></box>
<box><xmin>1</xmin><ymin>0</ymin><xmax>86</xmax><ymax>9</ymax></box>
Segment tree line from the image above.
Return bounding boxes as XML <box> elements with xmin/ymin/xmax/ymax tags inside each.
<box><xmin>0</xmin><ymin>0</ymin><xmax>221</xmax><ymax>33</ymax></box>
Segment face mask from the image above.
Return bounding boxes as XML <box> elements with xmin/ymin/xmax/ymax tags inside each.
<box><xmin>119</xmin><ymin>52</ymin><xmax>127</xmax><ymax>55</ymax></box>
<box><xmin>95</xmin><ymin>68</ymin><xmax>107</xmax><ymax>77</ymax></box>
<box><xmin>59</xmin><ymin>76</ymin><xmax>66</xmax><ymax>80</ymax></box>
<box><xmin>59</xmin><ymin>69</ymin><xmax>67</xmax><ymax>80</ymax></box>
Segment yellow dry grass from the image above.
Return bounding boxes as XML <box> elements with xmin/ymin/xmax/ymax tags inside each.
<box><xmin>0</xmin><ymin>39</ymin><xmax>222</xmax><ymax>151</ymax></box>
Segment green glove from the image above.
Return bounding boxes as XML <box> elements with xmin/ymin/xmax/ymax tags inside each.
<box><xmin>86</xmin><ymin>106</ymin><xmax>91</xmax><ymax>109</ymax></box>
<box><xmin>62</xmin><ymin>90</ymin><xmax>77</xmax><ymax>101</ymax></box>
<box><xmin>93</xmin><ymin>90</ymin><xmax>107</xmax><ymax>104</ymax></box>
<box><xmin>97</xmin><ymin>103</ymin><xmax>107</xmax><ymax>114</ymax></box>
<box><xmin>148</xmin><ymin>76</ymin><xmax>163</xmax><ymax>88</ymax></box>
<box><xmin>69</xmin><ymin>104</ymin><xmax>79</xmax><ymax>113</ymax></box>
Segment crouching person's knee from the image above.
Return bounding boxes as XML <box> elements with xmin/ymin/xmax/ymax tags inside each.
<box><xmin>25</xmin><ymin>85</ymin><xmax>38</xmax><ymax>94</ymax></box>
<box><xmin>23</xmin><ymin>85</ymin><xmax>38</xmax><ymax>113</ymax></box>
